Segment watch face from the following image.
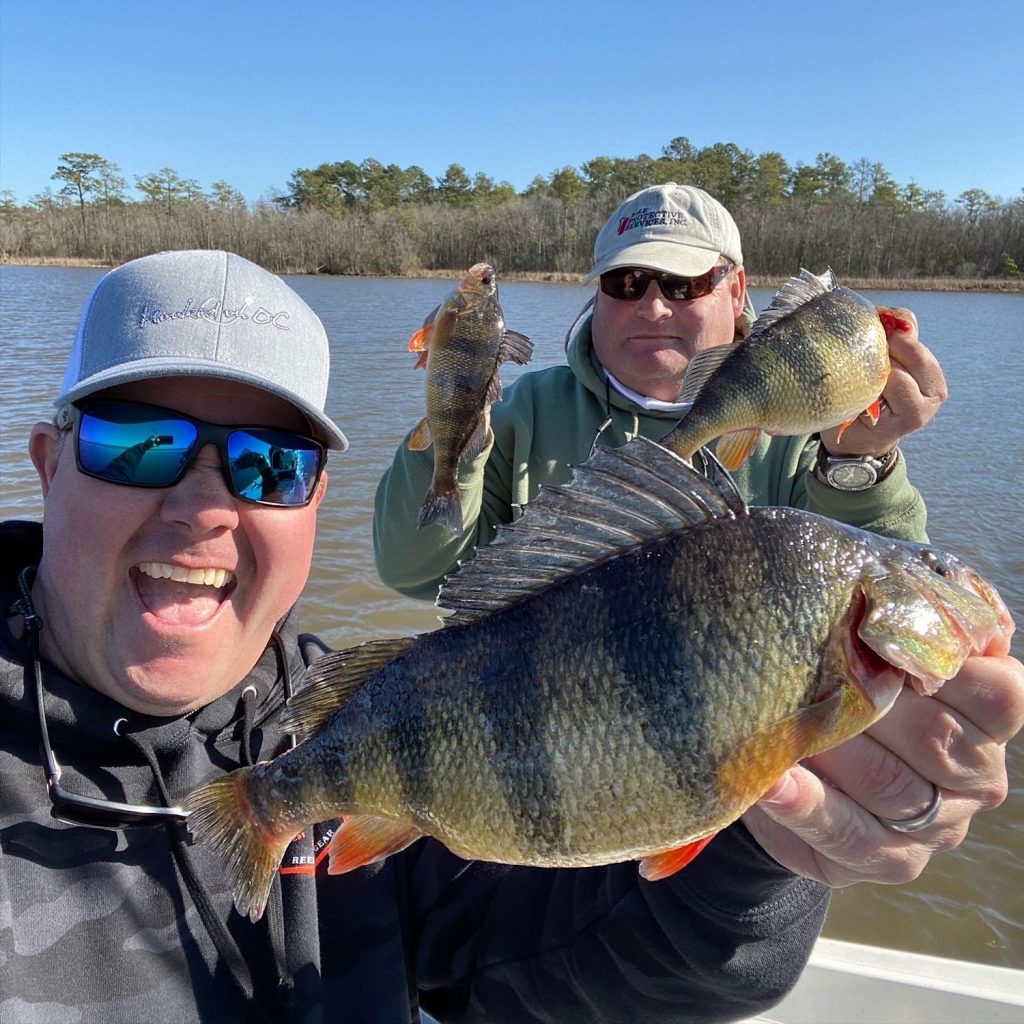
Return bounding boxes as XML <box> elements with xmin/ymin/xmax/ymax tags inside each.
<box><xmin>827</xmin><ymin>461</ymin><xmax>877</xmax><ymax>490</ymax></box>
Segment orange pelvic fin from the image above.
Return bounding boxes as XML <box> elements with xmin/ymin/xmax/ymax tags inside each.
<box><xmin>327</xmin><ymin>815</ymin><xmax>425</xmax><ymax>875</ymax></box>
<box><xmin>639</xmin><ymin>834</ymin><xmax>716</xmax><ymax>881</ymax></box>
<box><xmin>407</xmin><ymin>416</ymin><xmax>432</xmax><ymax>451</ymax></box>
<box><xmin>835</xmin><ymin>397</ymin><xmax>883</xmax><ymax>441</ymax></box>
<box><xmin>714</xmin><ymin>428</ymin><xmax>761</xmax><ymax>470</ymax></box>
<box><xmin>413</xmin><ymin>350</ymin><xmax>429</xmax><ymax>369</ymax></box>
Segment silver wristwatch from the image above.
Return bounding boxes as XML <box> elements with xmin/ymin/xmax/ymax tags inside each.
<box><xmin>815</xmin><ymin>447</ymin><xmax>899</xmax><ymax>491</ymax></box>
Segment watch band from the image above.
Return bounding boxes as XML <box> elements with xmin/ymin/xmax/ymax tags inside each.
<box><xmin>815</xmin><ymin>446</ymin><xmax>899</xmax><ymax>491</ymax></box>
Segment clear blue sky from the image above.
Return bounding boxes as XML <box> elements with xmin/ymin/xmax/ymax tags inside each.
<box><xmin>2</xmin><ymin>0</ymin><xmax>1021</xmax><ymax>207</ymax></box>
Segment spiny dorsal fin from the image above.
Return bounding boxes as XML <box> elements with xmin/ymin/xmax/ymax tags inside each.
<box><xmin>747</xmin><ymin>267</ymin><xmax>838</xmax><ymax>341</ymax></box>
<box><xmin>679</xmin><ymin>344</ymin><xmax>734</xmax><ymax>405</ymax></box>
<box><xmin>437</xmin><ymin>437</ymin><xmax>746</xmax><ymax>622</ymax></box>
<box><xmin>282</xmin><ymin>638</ymin><xmax>417</xmax><ymax>738</ymax></box>
<box><xmin>499</xmin><ymin>329</ymin><xmax>533</xmax><ymax>366</ymax></box>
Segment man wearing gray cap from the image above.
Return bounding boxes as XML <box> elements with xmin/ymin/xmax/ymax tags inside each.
<box><xmin>374</xmin><ymin>182</ymin><xmax>1024</xmax><ymax>989</ymax></box>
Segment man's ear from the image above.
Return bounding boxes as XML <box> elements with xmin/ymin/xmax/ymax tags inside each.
<box><xmin>731</xmin><ymin>266</ymin><xmax>752</xmax><ymax>339</ymax></box>
<box><xmin>312</xmin><ymin>468</ymin><xmax>329</xmax><ymax>509</ymax></box>
<box><xmin>29</xmin><ymin>422</ymin><xmax>62</xmax><ymax>497</ymax></box>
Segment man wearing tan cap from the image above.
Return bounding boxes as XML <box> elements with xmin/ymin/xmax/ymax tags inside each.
<box><xmin>374</xmin><ymin>182</ymin><xmax>1023</xmax><ymax>989</ymax></box>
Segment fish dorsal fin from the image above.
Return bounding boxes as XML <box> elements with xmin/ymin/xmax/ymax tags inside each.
<box><xmin>437</xmin><ymin>437</ymin><xmax>746</xmax><ymax>622</ymax></box>
<box><xmin>747</xmin><ymin>267</ymin><xmax>838</xmax><ymax>342</ymax></box>
<box><xmin>282</xmin><ymin>638</ymin><xmax>417</xmax><ymax>739</ymax></box>
<box><xmin>499</xmin><ymin>329</ymin><xmax>533</xmax><ymax>366</ymax></box>
<box><xmin>678</xmin><ymin>344</ymin><xmax>735</xmax><ymax>405</ymax></box>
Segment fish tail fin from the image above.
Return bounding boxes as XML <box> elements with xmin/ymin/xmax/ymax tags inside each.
<box><xmin>186</xmin><ymin>770</ymin><xmax>294</xmax><ymax>923</ymax></box>
<box><xmin>416</xmin><ymin>486</ymin><xmax>463</xmax><ymax>533</ymax></box>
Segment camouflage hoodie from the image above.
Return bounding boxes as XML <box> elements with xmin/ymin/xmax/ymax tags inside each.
<box><xmin>1</xmin><ymin>519</ymin><xmax>829</xmax><ymax>1024</ymax></box>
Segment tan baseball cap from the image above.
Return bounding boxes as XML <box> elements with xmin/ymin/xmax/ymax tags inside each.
<box><xmin>588</xmin><ymin>183</ymin><xmax>744</xmax><ymax>280</ymax></box>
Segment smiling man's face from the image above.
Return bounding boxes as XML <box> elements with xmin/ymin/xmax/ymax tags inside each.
<box><xmin>28</xmin><ymin>376</ymin><xmax>327</xmax><ymax>717</ymax></box>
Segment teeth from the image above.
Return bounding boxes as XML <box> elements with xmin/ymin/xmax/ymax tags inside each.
<box><xmin>137</xmin><ymin>562</ymin><xmax>233</xmax><ymax>588</ymax></box>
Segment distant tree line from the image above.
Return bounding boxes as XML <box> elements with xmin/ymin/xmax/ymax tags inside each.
<box><xmin>1</xmin><ymin>140</ymin><xmax>1021</xmax><ymax>280</ymax></box>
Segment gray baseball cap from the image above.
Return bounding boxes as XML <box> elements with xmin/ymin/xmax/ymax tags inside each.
<box><xmin>588</xmin><ymin>183</ymin><xmax>744</xmax><ymax>280</ymax></box>
<box><xmin>57</xmin><ymin>249</ymin><xmax>348</xmax><ymax>450</ymax></box>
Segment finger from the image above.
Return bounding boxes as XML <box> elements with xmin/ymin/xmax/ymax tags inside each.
<box><xmin>803</xmin><ymin>729</ymin><xmax>947</xmax><ymax>825</ymax></box>
<box><xmin>927</xmin><ymin>654</ymin><xmax>1024</xmax><ymax>744</ymax></box>
<box><xmin>884</xmin><ymin>336</ymin><xmax>948</xmax><ymax>404</ymax></box>
<box><xmin>745</xmin><ymin>765</ymin><xmax>940</xmax><ymax>886</ymax></box>
<box><xmin>860</xmin><ymin>687</ymin><xmax>1008</xmax><ymax>813</ymax></box>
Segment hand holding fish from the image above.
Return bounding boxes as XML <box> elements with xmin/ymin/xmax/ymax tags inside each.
<box><xmin>742</xmin><ymin>651</ymin><xmax>1024</xmax><ymax>887</ymax></box>
<box><xmin>818</xmin><ymin>307</ymin><xmax>949</xmax><ymax>459</ymax></box>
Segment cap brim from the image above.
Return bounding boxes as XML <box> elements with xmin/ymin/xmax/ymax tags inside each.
<box><xmin>55</xmin><ymin>359</ymin><xmax>349</xmax><ymax>452</ymax></box>
<box><xmin>587</xmin><ymin>242</ymin><xmax>721</xmax><ymax>281</ymax></box>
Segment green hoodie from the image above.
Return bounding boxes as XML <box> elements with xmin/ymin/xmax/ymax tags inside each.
<box><xmin>374</xmin><ymin>311</ymin><xmax>927</xmax><ymax>601</ymax></box>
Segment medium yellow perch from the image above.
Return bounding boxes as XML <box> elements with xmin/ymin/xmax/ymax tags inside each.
<box><xmin>406</xmin><ymin>262</ymin><xmax>532</xmax><ymax>533</ymax></box>
<box><xmin>661</xmin><ymin>268</ymin><xmax>890</xmax><ymax>468</ymax></box>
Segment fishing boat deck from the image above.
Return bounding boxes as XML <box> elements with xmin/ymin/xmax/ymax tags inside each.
<box><xmin>741</xmin><ymin>937</ymin><xmax>1024</xmax><ymax>1023</ymax></box>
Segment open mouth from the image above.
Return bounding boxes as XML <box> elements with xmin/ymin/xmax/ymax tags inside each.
<box><xmin>133</xmin><ymin>561</ymin><xmax>236</xmax><ymax>626</ymax></box>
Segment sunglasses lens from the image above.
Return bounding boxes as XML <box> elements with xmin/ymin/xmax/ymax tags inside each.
<box><xmin>659</xmin><ymin>272</ymin><xmax>704</xmax><ymax>301</ymax></box>
<box><xmin>78</xmin><ymin>402</ymin><xmax>198</xmax><ymax>486</ymax></box>
<box><xmin>226</xmin><ymin>428</ymin><xmax>323</xmax><ymax>506</ymax></box>
<box><xmin>600</xmin><ymin>268</ymin><xmax>651</xmax><ymax>300</ymax></box>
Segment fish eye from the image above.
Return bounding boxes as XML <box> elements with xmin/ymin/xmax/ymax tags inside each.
<box><xmin>920</xmin><ymin>549</ymin><xmax>950</xmax><ymax>576</ymax></box>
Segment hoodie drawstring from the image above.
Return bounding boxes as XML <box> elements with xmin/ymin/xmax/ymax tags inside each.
<box><xmin>126</xmin><ymin>729</ymin><xmax>278</xmax><ymax>1022</ymax></box>
<box><xmin>125</xmin><ymin>629</ymin><xmax>299</xmax><ymax>1020</ymax></box>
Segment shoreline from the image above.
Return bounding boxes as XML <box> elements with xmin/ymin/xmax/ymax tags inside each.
<box><xmin>3</xmin><ymin>256</ymin><xmax>1022</xmax><ymax>293</ymax></box>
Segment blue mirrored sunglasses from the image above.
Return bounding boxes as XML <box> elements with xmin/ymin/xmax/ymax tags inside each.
<box><xmin>72</xmin><ymin>399</ymin><xmax>326</xmax><ymax>508</ymax></box>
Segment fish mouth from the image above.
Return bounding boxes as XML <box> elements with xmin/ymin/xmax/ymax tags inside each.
<box><xmin>133</xmin><ymin>561</ymin><xmax>237</xmax><ymax>626</ymax></box>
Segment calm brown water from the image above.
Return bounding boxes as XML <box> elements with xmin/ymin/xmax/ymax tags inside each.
<box><xmin>2</xmin><ymin>265</ymin><xmax>1022</xmax><ymax>968</ymax></box>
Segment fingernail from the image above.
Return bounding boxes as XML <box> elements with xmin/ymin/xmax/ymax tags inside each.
<box><xmin>759</xmin><ymin>772</ymin><xmax>798</xmax><ymax>807</ymax></box>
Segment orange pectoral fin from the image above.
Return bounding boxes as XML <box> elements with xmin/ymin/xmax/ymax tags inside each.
<box><xmin>639</xmin><ymin>834</ymin><xmax>716</xmax><ymax>881</ymax></box>
<box><xmin>714</xmin><ymin>428</ymin><xmax>761</xmax><ymax>470</ymax></box>
<box><xmin>326</xmin><ymin>815</ymin><xmax>426</xmax><ymax>875</ymax></box>
<box><xmin>413</xmin><ymin>350</ymin><xmax>429</xmax><ymax>369</ymax></box>
<box><xmin>408</xmin><ymin>325</ymin><xmax>433</xmax><ymax>353</ymax></box>
<box><xmin>407</xmin><ymin>416</ymin><xmax>432</xmax><ymax>451</ymax></box>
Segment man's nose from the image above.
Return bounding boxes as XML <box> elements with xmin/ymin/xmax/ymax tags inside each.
<box><xmin>635</xmin><ymin>279</ymin><xmax>672</xmax><ymax>318</ymax></box>
<box><xmin>159</xmin><ymin>444</ymin><xmax>240</xmax><ymax>530</ymax></box>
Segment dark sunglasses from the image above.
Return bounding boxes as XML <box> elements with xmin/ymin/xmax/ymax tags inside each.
<box><xmin>72</xmin><ymin>399</ymin><xmax>326</xmax><ymax>508</ymax></box>
<box><xmin>32</xmin><ymin>664</ymin><xmax>190</xmax><ymax>831</ymax></box>
<box><xmin>599</xmin><ymin>262</ymin><xmax>734</xmax><ymax>302</ymax></box>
